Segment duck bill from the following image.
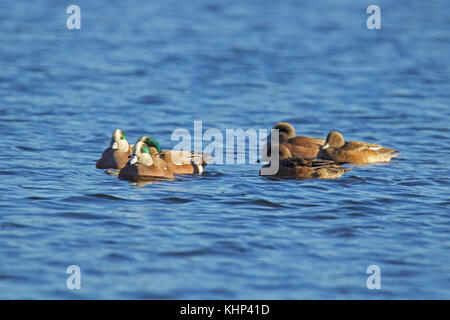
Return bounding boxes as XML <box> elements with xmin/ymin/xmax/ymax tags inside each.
<box><xmin>129</xmin><ymin>155</ymin><xmax>137</xmax><ymax>165</ymax></box>
<box><xmin>112</xmin><ymin>142</ymin><xmax>118</xmax><ymax>150</ymax></box>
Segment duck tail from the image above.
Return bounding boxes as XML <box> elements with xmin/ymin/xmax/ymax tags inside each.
<box><xmin>391</xmin><ymin>150</ymin><xmax>401</xmax><ymax>158</ymax></box>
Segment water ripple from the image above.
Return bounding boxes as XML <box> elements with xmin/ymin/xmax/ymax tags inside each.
<box><xmin>1</xmin><ymin>0</ymin><xmax>449</xmax><ymax>299</ymax></box>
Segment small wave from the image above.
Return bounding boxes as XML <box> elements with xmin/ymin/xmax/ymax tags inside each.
<box><xmin>162</xmin><ymin>197</ymin><xmax>193</xmax><ymax>203</ymax></box>
<box><xmin>1</xmin><ymin>222</ymin><xmax>29</xmax><ymax>229</ymax></box>
<box><xmin>159</xmin><ymin>248</ymin><xmax>216</xmax><ymax>257</ymax></box>
<box><xmin>325</xmin><ymin>227</ymin><xmax>359</xmax><ymax>238</ymax></box>
<box><xmin>57</xmin><ymin>211</ymin><xmax>108</xmax><ymax>220</ymax></box>
<box><xmin>26</xmin><ymin>196</ymin><xmax>46</xmax><ymax>200</ymax></box>
<box><xmin>87</xmin><ymin>193</ymin><xmax>126</xmax><ymax>201</ymax></box>
<box><xmin>0</xmin><ymin>171</ymin><xmax>15</xmax><ymax>175</ymax></box>
<box><xmin>135</xmin><ymin>95</ymin><xmax>165</xmax><ymax>105</ymax></box>
<box><xmin>105</xmin><ymin>253</ymin><xmax>135</xmax><ymax>261</ymax></box>
<box><xmin>15</xmin><ymin>145</ymin><xmax>38</xmax><ymax>151</ymax></box>
<box><xmin>223</xmin><ymin>199</ymin><xmax>286</xmax><ymax>208</ymax></box>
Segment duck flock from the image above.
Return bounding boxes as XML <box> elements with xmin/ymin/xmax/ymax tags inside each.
<box><xmin>96</xmin><ymin>122</ymin><xmax>400</xmax><ymax>182</ymax></box>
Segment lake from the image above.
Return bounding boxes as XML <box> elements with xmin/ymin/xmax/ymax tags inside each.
<box><xmin>0</xmin><ymin>0</ymin><xmax>449</xmax><ymax>299</ymax></box>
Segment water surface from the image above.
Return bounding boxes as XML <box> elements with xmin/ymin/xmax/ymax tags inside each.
<box><xmin>0</xmin><ymin>0</ymin><xmax>449</xmax><ymax>299</ymax></box>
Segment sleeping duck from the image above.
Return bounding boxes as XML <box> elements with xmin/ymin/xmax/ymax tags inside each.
<box><xmin>319</xmin><ymin>131</ymin><xmax>400</xmax><ymax>165</ymax></box>
<box><xmin>260</xmin><ymin>145</ymin><xmax>354</xmax><ymax>180</ymax></box>
<box><xmin>96</xmin><ymin>129</ymin><xmax>133</xmax><ymax>170</ymax></box>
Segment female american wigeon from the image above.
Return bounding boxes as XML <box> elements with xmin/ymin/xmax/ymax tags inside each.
<box><xmin>118</xmin><ymin>141</ymin><xmax>174</xmax><ymax>181</ymax></box>
<box><xmin>138</xmin><ymin>136</ymin><xmax>211</xmax><ymax>174</ymax></box>
<box><xmin>260</xmin><ymin>145</ymin><xmax>354</xmax><ymax>180</ymax></box>
<box><xmin>319</xmin><ymin>131</ymin><xmax>400</xmax><ymax>165</ymax></box>
<box><xmin>262</xmin><ymin>122</ymin><xmax>325</xmax><ymax>161</ymax></box>
<box><xmin>96</xmin><ymin>129</ymin><xmax>133</xmax><ymax>169</ymax></box>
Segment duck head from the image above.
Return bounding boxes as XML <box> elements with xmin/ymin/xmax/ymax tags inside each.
<box><xmin>110</xmin><ymin>129</ymin><xmax>129</xmax><ymax>152</ymax></box>
<box><xmin>273</xmin><ymin>122</ymin><xmax>296</xmax><ymax>140</ymax></box>
<box><xmin>129</xmin><ymin>141</ymin><xmax>155</xmax><ymax>166</ymax></box>
<box><xmin>137</xmin><ymin>136</ymin><xmax>162</xmax><ymax>153</ymax></box>
<box><xmin>322</xmin><ymin>131</ymin><xmax>345</xmax><ymax>150</ymax></box>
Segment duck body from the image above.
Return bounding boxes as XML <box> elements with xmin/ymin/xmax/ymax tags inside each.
<box><xmin>319</xmin><ymin>131</ymin><xmax>399</xmax><ymax>165</ymax></box>
<box><xmin>260</xmin><ymin>145</ymin><xmax>354</xmax><ymax>180</ymax></box>
<box><xmin>279</xmin><ymin>136</ymin><xmax>325</xmax><ymax>158</ymax></box>
<box><xmin>118</xmin><ymin>163</ymin><xmax>174</xmax><ymax>181</ymax></box>
<box><xmin>260</xmin><ymin>157</ymin><xmax>354</xmax><ymax>180</ymax></box>
<box><xmin>96</xmin><ymin>146</ymin><xmax>133</xmax><ymax>170</ymax></box>
<box><xmin>160</xmin><ymin>150</ymin><xmax>210</xmax><ymax>174</ymax></box>
<box><xmin>138</xmin><ymin>136</ymin><xmax>211</xmax><ymax>175</ymax></box>
<box><xmin>262</xmin><ymin>122</ymin><xmax>324</xmax><ymax>161</ymax></box>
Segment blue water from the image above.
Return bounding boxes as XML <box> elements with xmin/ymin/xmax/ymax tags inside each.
<box><xmin>0</xmin><ymin>0</ymin><xmax>449</xmax><ymax>299</ymax></box>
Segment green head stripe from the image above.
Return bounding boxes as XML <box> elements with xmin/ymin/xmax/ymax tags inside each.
<box><xmin>142</xmin><ymin>145</ymin><xmax>150</xmax><ymax>154</ymax></box>
<box><xmin>121</xmin><ymin>133</ymin><xmax>127</xmax><ymax>140</ymax></box>
<box><xmin>144</xmin><ymin>137</ymin><xmax>161</xmax><ymax>153</ymax></box>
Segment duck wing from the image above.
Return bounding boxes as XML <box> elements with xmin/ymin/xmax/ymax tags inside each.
<box><xmin>162</xmin><ymin>150</ymin><xmax>213</xmax><ymax>166</ymax></box>
<box><xmin>345</xmin><ymin>141</ymin><xmax>398</xmax><ymax>154</ymax></box>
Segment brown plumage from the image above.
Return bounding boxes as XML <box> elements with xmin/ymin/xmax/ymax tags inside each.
<box><xmin>118</xmin><ymin>164</ymin><xmax>174</xmax><ymax>181</ymax></box>
<box><xmin>118</xmin><ymin>141</ymin><xmax>174</xmax><ymax>181</ymax></box>
<box><xmin>261</xmin><ymin>122</ymin><xmax>325</xmax><ymax>161</ymax></box>
<box><xmin>260</xmin><ymin>146</ymin><xmax>355</xmax><ymax>180</ymax></box>
<box><xmin>160</xmin><ymin>150</ymin><xmax>210</xmax><ymax>174</ymax></box>
<box><xmin>319</xmin><ymin>131</ymin><xmax>400</xmax><ymax>165</ymax></box>
<box><xmin>96</xmin><ymin>147</ymin><xmax>132</xmax><ymax>170</ymax></box>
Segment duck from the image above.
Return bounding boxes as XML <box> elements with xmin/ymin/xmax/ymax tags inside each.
<box><xmin>260</xmin><ymin>145</ymin><xmax>354</xmax><ymax>180</ymax></box>
<box><xmin>96</xmin><ymin>129</ymin><xmax>134</xmax><ymax>170</ymax></box>
<box><xmin>318</xmin><ymin>131</ymin><xmax>400</xmax><ymax>165</ymax></box>
<box><xmin>138</xmin><ymin>136</ymin><xmax>211</xmax><ymax>174</ymax></box>
<box><xmin>261</xmin><ymin>122</ymin><xmax>325</xmax><ymax>161</ymax></box>
<box><xmin>118</xmin><ymin>141</ymin><xmax>174</xmax><ymax>181</ymax></box>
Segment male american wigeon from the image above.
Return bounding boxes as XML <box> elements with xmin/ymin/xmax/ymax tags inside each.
<box><xmin>319</xmin><ymin>131</ymin><xmax>400</xmax><ymax>165</ymax></box>
<box><xmin>138</xmin><ymin>136</ymin><xmax>211</xmax><ymax>174</ymax></box>
<box><xmin>96</xmin><ymin>129</ymin><xmax>134</xmax><ymax>169</ymax></box>
<box><xmin>260</xmin><ymin>145</ymin><xmax>354</xmax><ymax>180</ymax></box>
<box><xmin>118</xmin><ymin>141</ymin><xmax>174</xmax><ymax>181</ymax></box>
<box><xmin>261</xmin><ymin>122</ymin><xmax>325</xmax><ymax>161</ymax></box>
